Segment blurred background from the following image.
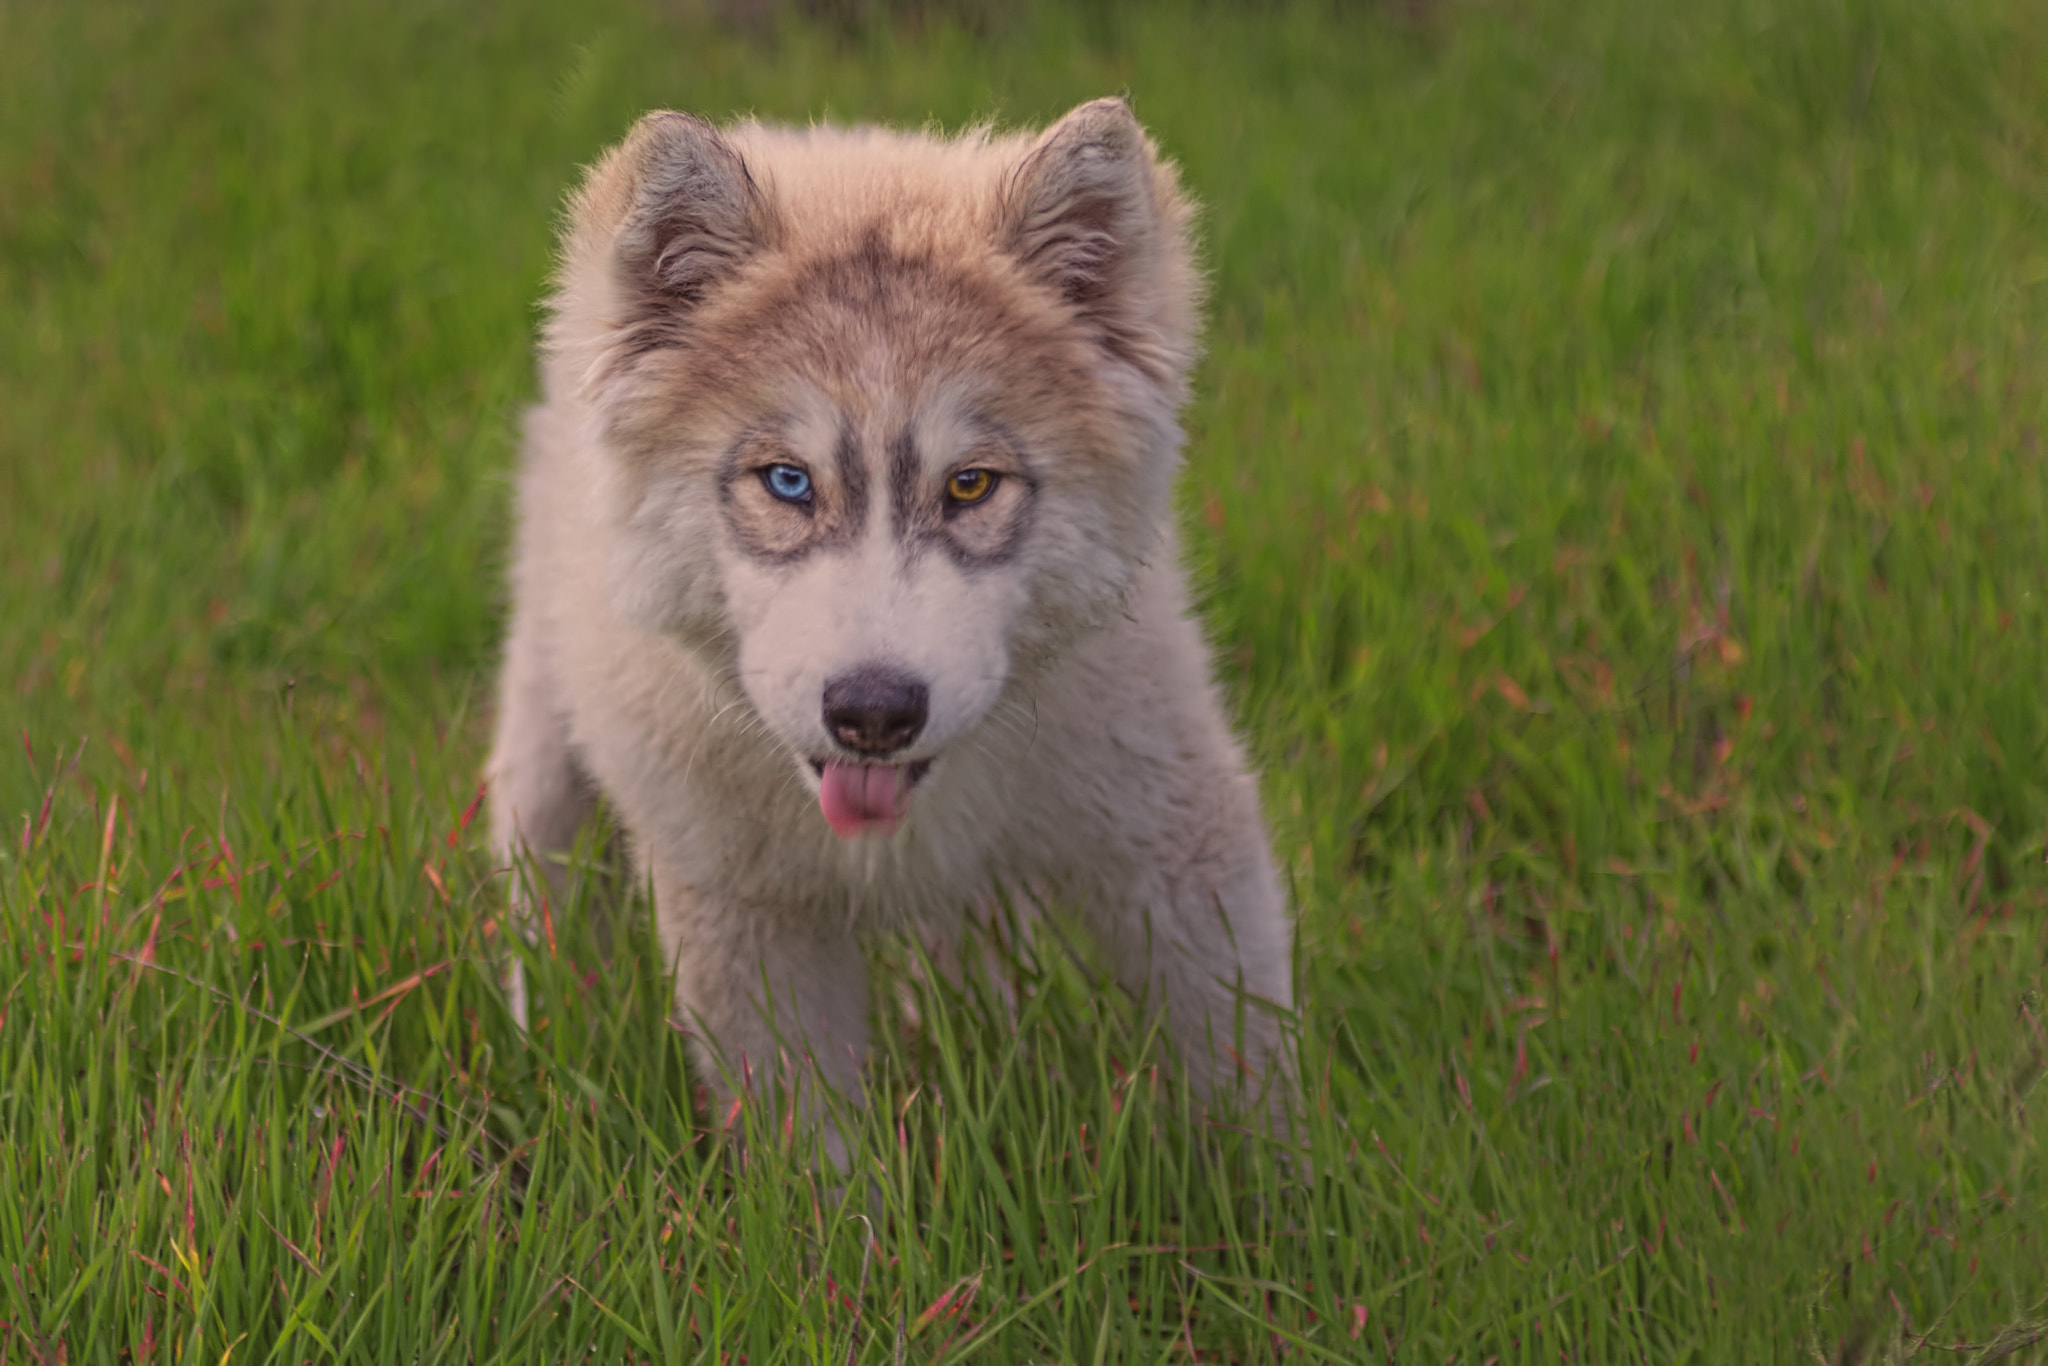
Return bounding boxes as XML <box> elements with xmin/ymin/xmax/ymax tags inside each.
<box><xmin>6</xmin><ymin>0</ymin><xmax>2045</xmax><ymax>892</ymax></box>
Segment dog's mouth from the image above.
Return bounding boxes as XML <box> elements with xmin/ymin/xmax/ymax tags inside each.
<box><xmin>806</xmin><ymin>757</ymin><xmax>933</xmax><ymax>840</ymax></box>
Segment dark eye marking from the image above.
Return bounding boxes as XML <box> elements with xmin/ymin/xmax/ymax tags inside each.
<box><xmin>718</xmin><ymin>419</ymin><xmax>860</xmax><ymax>565</ymax></box>
<box><xmin>888</xmin><ymin>426</ymin><xmax>1035</xmax><ymax>567</ymax></box>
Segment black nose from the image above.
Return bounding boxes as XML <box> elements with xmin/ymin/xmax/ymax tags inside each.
<box><xmin>822</xmin><ymin>666</ymin><xmax>929</xmax><ymax>756</ymax></box>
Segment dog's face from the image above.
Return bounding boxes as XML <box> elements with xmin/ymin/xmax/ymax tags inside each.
<box><xmin>549</xmin><ymin>101</ymin><xmax>1200</xmax><ymax>836</ymax></box>
<box><xmin>712</xmin><ymin>376</ymin><xmax>1039</xmax><ymax>837</ymax></box>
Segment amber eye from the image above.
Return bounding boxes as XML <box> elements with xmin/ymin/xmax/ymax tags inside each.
<box><xmin>947</xmin><ymin>468</ymin><xmax>999</xmax><ymax>505</ymax></box>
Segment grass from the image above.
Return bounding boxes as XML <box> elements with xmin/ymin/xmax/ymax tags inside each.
<box><xmin>3</xmin><ymin>0</ymin><xmax>2046</xmax><ymax>1358</ymax></box>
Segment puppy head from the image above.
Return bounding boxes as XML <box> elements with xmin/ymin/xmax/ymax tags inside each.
<box><xmin>546</xmin><ymin>100</ymin><xmax>1202</xmax><ymax>835</ymax></box>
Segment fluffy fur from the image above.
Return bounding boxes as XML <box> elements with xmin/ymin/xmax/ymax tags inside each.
<box><xmin>488</xmin><ymin>98</ymin><xmax>1293</xmax><ymax>1149</ymax></box>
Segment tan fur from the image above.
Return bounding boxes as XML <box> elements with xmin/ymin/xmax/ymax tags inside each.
<box><xmin>489</xmin><ymin>100</ymin><xmax>1292</xmax><ymax>1157</ymax></box>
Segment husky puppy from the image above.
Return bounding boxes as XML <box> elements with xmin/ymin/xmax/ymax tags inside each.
<box><xmin>489</xmin><ymin>98</ymin><xmax>1293</xmax><ymax>1147</ymax></box>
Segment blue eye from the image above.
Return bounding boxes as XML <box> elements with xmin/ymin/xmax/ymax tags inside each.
<box><xmin>763</xmin><ymin>463</ymin><xmax>812</xmax><ymax>503</ymax></box>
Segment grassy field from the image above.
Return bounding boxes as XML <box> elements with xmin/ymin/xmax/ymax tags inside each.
<box><xmin>4</xmin><ymin>0</ymin><xmax>2047</xmax><ymax>1358</ymax></box>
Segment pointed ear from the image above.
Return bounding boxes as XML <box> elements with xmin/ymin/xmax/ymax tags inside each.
<box><xmin>1004</xmin><ymin>98</ymin><xmax>1198</xmax><ymax>377</ymax></box>
<box><xmin>551</xmin><ymin>112</ymin><xmax>779</xmax><ymax>389</ymax></box>
<box><xmin>609</xmin><ymin>111</ymin><xmax>775</xmax><ymax>305</ymax></box>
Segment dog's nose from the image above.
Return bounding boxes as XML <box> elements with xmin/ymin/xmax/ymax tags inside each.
<box><xmin>822</xmin><ymin>666</ymin><xmax>929</xmax><ymax>756</ymax></box>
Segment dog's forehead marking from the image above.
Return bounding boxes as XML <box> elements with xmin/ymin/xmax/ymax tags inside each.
<box><xmin>694</xmin><ymin>232</ymin><xmax>1090</xmax><ymax>402</ymax></box>
<box><xmin>832</xmin><ymin>422</ymin><xmax>870</xmax><ymax>537</ymax></box>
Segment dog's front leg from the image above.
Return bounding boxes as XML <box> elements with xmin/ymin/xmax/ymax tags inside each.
<box><xmin>1088</xmin><ymin>834</ymin><xmax>1296</xmax><ymax>1130</ymax></box>
<box><xmin>488</xmin><ymin>605</ymin><xmax>598</xmax><ymax>1030</ymax></box>
<box><xmin>652</xmin><ymin>862</ymin><xmax>870</xmax><ymax>1168</ymax></box>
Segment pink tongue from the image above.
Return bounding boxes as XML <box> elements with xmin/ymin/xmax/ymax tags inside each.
<box><xmin>818</xmin><ymin>762</ymin><xmax>910</xmax><ymax>839</ymax></box>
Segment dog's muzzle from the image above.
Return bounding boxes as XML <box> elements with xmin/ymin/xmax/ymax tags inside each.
<box><xmin>813</xmin><ymin>663</ymin><xmax>932</xmax><ymax>838</ymax></box>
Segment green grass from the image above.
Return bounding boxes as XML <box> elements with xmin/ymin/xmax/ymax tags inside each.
<box><xmin>4</xmin><ymin>0</ymin><xmax>2046</xmax><ymax>1358</ymax></box>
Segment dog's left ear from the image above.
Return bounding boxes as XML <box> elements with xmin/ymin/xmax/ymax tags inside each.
<box><xmin>1005</xmin><ymin>98</ymin><xmax>1200</xmax><ymax>379</ymax></box>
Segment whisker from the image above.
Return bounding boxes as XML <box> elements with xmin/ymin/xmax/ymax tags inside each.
<box><xmin>681</xmin><ymin>677</ymin><xmax>766</xmax><ymax>789</ymax></box>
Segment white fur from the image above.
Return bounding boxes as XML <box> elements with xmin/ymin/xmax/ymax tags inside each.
<box><xmin>488</xmin><ymin>100</ymin><xmax>1294</xmax><ymax>1151</ymax></box>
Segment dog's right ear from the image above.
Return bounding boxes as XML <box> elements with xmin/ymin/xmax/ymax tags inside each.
<box><xmin>610</xmin><ymin>112</ymin><xmax>775</xmax><ymax>305</ymax></box>
<box><xmin>551</xmin><ymin>112</ymin><xmax>779</xmax><ymax>391</ymax></box>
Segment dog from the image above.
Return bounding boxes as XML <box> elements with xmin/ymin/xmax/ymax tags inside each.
<box><xmin>487</xmin><ymin>98</ymin><xmax>1294</xmax><ymax>1155</ymax></box>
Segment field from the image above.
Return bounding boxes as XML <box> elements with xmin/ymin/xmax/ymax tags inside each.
<box><xmin>4</xmin><ymin>0</ymin><xmax>2046</xmax><ymax>1359</ymax></box>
